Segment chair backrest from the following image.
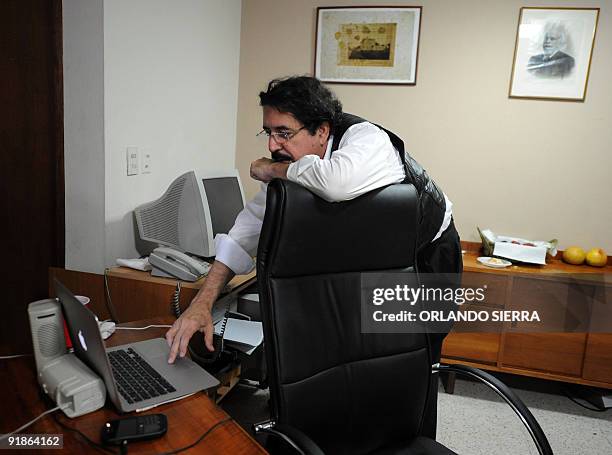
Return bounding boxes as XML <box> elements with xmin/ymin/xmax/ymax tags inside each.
<box><xmin>257</xmin><ymin>180</ymin><xmax>433</xmax><ymax>454</ymax></box>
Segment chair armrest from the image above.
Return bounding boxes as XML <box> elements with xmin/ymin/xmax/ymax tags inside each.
<box><xmin>254</xmin><ymin>422</ymin><xmax>325</xmax><ymax>455</ymax></box>
<box><xmin>433</xmin><ymin>364</ymin><xmax>553</xmax><ymax>455</ymax></box>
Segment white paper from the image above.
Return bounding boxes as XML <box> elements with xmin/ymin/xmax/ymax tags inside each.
<box><xmin>225</xmin><ymin>341</ymin><xmax>259</xmax><ymax>356</ymax></box>
<box><xmin>493</xmin><ymin>242</ymin><xmax>547</xmax><ymax>265</ymax></box>
<box><xmin>116</xmin><ymin>257</ymin><xmax>152</xmax><ymax>271</ymax></box>
<box><xmin>215</xmin><ymin>318</ymin><xmax>263</xmax><ymax>350</ymax></box>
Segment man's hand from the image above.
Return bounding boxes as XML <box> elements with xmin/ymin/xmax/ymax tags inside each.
<box><xmin>165</xmin><ymin>300</ymin><xmax>214</xmax><ymax>363</ymax></box>
<box><xmin>250</xmin><ymin>158</ymin><xmax>289</xmax><ymax>183</ymax></box>
<box><xmin>165</xmin><ymin>260</ymin><xmax>234</xmax><ymax>364</ymax></box>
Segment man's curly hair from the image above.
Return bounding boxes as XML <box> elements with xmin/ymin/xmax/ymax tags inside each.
<box><xmin>259</xmin><ymin>76</ymin><xmax>343</xmax><ymax>134</ymax></box>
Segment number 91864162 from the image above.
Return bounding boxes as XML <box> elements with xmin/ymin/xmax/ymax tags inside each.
<box><xmin>0</xmin><ymin>434</ymin><xmax>63</xmax><ymax>450</ymax></box>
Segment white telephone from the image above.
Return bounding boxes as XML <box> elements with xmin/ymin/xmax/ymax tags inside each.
<box><xmin>149</xmin><ymin>247</ymin><xmax>211</xmax><ymax>282</ymax></box>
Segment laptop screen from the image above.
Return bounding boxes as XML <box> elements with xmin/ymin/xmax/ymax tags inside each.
<box><xmin>54</xmin><ymin>279</ymin><xmax>120</xmax><ymax>404</ymax></box>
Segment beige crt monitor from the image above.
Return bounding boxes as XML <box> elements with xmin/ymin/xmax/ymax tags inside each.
<box><xmin>134</xmin><ymin>170</ymin><xmax>245</xmax><ymax>279</ymax></box>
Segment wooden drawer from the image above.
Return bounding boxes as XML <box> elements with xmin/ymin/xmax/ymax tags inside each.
<box><xmin>461</xmin><ymin>272</ymin><xmax>507</xmax><ymax>308</ymax></box>
<box><xmin>502</xmin><ymin>333</ymin><xmax>587</xmax><ymax>376</ymax></box>
<box><xmin>501</xmin><ymin>276</ymin><xmax>591</xmax><ymax>376</ymax></box>
<box><xmin>442</xmin><ymin>333</ymin><xmax>500</xmax><ymax>364</ymax></box>
<box><xmin>583</xmin><ymin>285</ymin><xmax>612</xmax><ymax>383</ymax></box>
<box><xmin>507</xmin><ymin>276</ymin><xmax>595</xmax><ymax>332</ymax></box>
<box><xmin>583</xmin><ymin>334</ymin><xmax>612</xmax><ymax>384</ymax></box>
<box><xmin>442</xmin><ymin>301</ymin><xmax>503</xmax><ymax>364</ymax></box>
<box><xmin>441</xmin><ymin>271</ymin><xmax>506</xmax><ymax>365</ymax></box>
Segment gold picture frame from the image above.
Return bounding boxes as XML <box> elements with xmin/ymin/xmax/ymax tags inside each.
<box><xmin>315</xmin><ymin>6</ymin><xmax>422</xmax><ymax>85</ymax></box>
<box><xmin>509</xmin><ymin>7</ymin><xmax>599</xmax><ymax>101</ymax></box>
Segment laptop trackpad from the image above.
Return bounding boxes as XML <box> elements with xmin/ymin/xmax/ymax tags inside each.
<box><xmin>130</xmin><ymin>338</ymin><xmax>217</xmax><ymax>389</ymax></box>
<box><xmin>135</xmin><ymin>338</ymin><xmax>173</xmax><ymax>359</ymax></box>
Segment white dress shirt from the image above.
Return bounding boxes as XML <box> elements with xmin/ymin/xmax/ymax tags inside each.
<box><xmin>215</xmin><ymin>121</ymin><xmax>452</xmax><ymax>275</ymax></box>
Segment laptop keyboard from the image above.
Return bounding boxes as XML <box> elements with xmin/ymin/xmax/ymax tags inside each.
<box><xmin>109</xmin><ymin>348</ymin><xmax>176</xmax><ymax>404</ymax></box>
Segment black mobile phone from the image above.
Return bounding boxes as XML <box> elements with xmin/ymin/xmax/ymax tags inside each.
<box><xmin>101</xmin><ymin>414</ymin><xmax>167</xmax><ymax>445</ymax></box>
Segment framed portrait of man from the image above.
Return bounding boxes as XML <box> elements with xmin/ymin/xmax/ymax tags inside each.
<box><xmin>509</xmin><ymin>7</ymin><xmax>599</xmax><ymax>101</ymax></box>
<box><xmin>314</xmin><ymin>6</ymin><xmax>422</xmax><ymax>85</ymax></box>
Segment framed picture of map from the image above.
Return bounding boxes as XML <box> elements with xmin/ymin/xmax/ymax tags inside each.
<box><xmin>315</xmin><ymin>6</ymin><xmax>422</xmax><ymax>85</ymax></box>
<box><xmin>509</xmin><ymin>7</ymin><xmax>599</xmax><ymax>101</ymax></box>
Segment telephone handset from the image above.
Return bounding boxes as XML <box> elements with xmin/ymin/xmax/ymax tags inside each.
<box><xmin>149</xmin><ymin>246</ymin><xmax>211</xmax><ymax>282</ymax></box>
<box><xmin>190</xmin><ymin>315</ymin><xmax>228</xmax><ymax>364</ymax></box>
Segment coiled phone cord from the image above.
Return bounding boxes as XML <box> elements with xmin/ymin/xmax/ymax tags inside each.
<box><xmin>171</xmin><ymin>282</ymin><xmax>182</xmax><ymax>318</ymax></box>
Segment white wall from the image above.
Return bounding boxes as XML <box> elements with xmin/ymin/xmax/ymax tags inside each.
<box><xmin>63</xmin><ymin>0</ymin><xmax>106</xmax><ymax>273</ymax></box>
<box><xmin>103</xmin><ymin>0</ymin><xmax>242</xmax><ymax>266</ymax></box>
<box><xmin>64</xmin><ymin>0</ymin><xmax>611</xmax><ymax>272</ymax></box>
<box><xmin>236</xmin><ymin>0</ymin><xmax>612</xmax><ymax>252</ymax></box>
<box><xmin>64</xmin><ymin>0</ymin><xmax>242</xmax><ymax>272</ymax></box>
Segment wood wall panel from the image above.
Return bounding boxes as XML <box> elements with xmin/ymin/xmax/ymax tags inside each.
<box><xmin>1</xmin><ymin>1</ymin><xmax>63</xmax><ymax>355</ymax></box>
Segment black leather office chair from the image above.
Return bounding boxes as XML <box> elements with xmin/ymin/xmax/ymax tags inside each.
<box><xmin>255</xmin><ymin>180</ymin><xmax>552</xmax><ymax>455</ymax></box>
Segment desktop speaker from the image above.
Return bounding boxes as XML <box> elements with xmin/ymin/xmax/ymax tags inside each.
<box><xmin>28</xmin><ymin>298</ymin><xmax>67</xmax><ymax>374</ymax></box>
<box><xmin>28</xmin><ymin>298</ymin><xmax>106</xmax><ymax>417</ymax></box>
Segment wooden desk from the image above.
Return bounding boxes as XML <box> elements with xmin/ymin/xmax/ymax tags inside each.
<box><xmin>0</xmin><ymin>317</ymin><xmax>267</xmax><ymax>454</ymax></box>
<box><xmin>441</xmin><ymin>251</ymin><xmax>612</xmax><ymax>389</ymax></box>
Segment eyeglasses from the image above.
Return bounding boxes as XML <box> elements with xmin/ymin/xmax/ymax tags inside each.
<box><xmin>256</xmin><ymin>126</ymin><xmax>306</xmax><ymax>144</ymax></box>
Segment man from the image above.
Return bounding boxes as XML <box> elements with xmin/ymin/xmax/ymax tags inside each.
<box><xmin>527</xmin><ymin>21</ymin><xmax>575</xmax><ymax>78</ymax></box>
<box><xmin>166</xmin><ymin>76</ymin><xmax>461</xmax><ymax>363</ymax></box>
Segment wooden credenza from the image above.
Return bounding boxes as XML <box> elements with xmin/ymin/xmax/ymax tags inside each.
<box><xmin>441</xmin><ymin>253</ymin><xmax>612</xmax><ymax>389</ymax></box>
<box><xmin>49</xmin><ymin>266</ymin><xmax>256</xmax><ymax>323</ymax></box>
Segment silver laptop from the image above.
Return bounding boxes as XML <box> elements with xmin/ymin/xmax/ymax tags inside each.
<box><xmin>55</xmin><ymin>279</ymin><xmax>219</xmax><ymax>412</ymax></box>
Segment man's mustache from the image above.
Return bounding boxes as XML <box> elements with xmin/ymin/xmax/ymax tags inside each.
<box><xmin>271</xmin><ymin>151</ymin><xmax>292</xmax><ymax>162</ymax></box>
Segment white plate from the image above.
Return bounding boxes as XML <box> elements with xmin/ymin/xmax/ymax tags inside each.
<box><xmin>477</xmin><ymin>256</ymin><xmax>512</xmax><ymax>268</ymax></box>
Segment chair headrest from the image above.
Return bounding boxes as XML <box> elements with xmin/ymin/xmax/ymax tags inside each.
<box><xmin>257</xmin><ymin>180</ymin><xmax>419</xmax><ymax>278</ymax></box>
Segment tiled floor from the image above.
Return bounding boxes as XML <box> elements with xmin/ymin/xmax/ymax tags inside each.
<box><xmin>221</xmin><ymin>375</ymin><xmax>612</xmax><ymax>454</ymax></box>
<box><xmin>437</xmin><ymin>376</ymin><xmax>612</xmax><ymax>454</ymax></box>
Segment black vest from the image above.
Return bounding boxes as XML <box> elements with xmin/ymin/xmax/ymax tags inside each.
<box><xmin>330</xmin><ymin>113</ymin><xmax>447</xmax><ymax>248</ymax></box>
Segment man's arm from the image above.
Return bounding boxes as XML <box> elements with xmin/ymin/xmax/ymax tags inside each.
<box><xmin>250</xmin><ymin>158</ymin><xmax>289</xmax><ymax>182</ymax></box>
<box><xmin>164</xmin><ymin>185</ymin><xmax>268</xmax><ymax>363</ymax></box>
<box><xmin>165</xmin><ymin>260</ymin><xmax>234</xmax><ymax>363</ymax></box>
<box><xmin>289</xmin><ymin>123</ymin><xmax>405</xmax><ymax>201</ymax></box>
<box><xmin>250</xmin><ymin>123</ymin><xmax>405</xmax><ymax>201</ymax></box>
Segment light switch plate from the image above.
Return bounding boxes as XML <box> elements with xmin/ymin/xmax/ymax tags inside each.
<box><xmin>127</xmin><ymin>147</ymin><xmax>139</xmax><ymax>176</ymax></box>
